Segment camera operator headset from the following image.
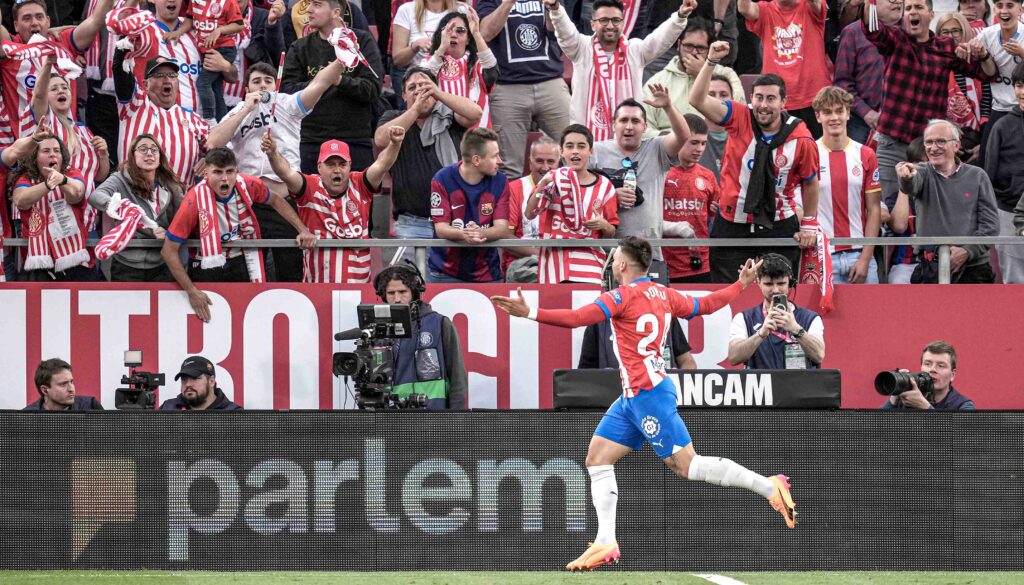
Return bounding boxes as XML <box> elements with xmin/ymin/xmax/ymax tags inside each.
<box><xmin>373</xmin><ymin>264</ymin><xmax>469</xmax><ymax>409</ymax></box>
<box><xmin>727</xmin><ymin>253</ymin><xmax>826</xmax><ymax>369</ymax></box>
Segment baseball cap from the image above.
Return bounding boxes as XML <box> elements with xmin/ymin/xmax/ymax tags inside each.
<box><xmin>145</xmin><ymin>56</ymin><xmax>179</xmax><ymax>79</ymax></box>
<box><xmin>174</xmin><ymin>356</ymin><xmax>216</xmax><ymax>381</ymax></box>
<box><xmin>318</xmin><ymin>140</ymin><xmax>351</xmax><ymax>164</ymax></box>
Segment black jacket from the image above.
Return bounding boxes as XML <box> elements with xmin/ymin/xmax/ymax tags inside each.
<box><xmin>23</xmin><ymin>396</ymin><xmax>104</xmax><ymax>411</ymax></box>
<box><xmin>281</xmin><ymin>27</ymin><xmax>383</xmax><ymax>143</ymax></box>
<box><xmin>983</xmin><ymin>108</ymin><xmax>1024</xmax><ymax>212</ymax></box>
<box><xmin>160</xmin><ymin>387</ymin><xmax>242</xmax><ymax>410</ymax></box>
<box><xmin>244</xmin><ymin>6</ymin><xmax>286</xmax><ymax>67</ymax></box>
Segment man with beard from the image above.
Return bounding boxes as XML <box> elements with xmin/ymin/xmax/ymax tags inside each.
<box><xmin>161</xmin><ymin>356</ymin><xmax>241</xmax><ymax>410</ymax></box>
<box><xmin>689</xmin><ymin>41</ymin><xmax>820</xmax><ymax>283</ymax></box>
<box><xmin>161</xmin><ymin>148</ymin><xmax>316</xmax><ymax>322</ymax></box>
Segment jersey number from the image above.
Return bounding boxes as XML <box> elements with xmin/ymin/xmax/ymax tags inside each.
<box><xmin>636</xmin><ymin>314</ymin><xmax>669</xmax><ymax>358</ymax></box>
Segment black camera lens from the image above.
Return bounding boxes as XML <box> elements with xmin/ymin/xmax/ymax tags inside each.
<box><xmin>874</xmin><ymin>370</ymin><xmax>935</xmax><ymax>396</ymax></box>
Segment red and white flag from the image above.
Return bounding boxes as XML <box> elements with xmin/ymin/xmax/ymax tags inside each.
<box><xmin>328</xmin><ymin>26</ymin><xmax>374</xmax><ymax>74</ymax></box>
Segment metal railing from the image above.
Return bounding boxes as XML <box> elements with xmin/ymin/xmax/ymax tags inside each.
<box><xmin>5</xmin><ymin>236</ymin><xmax>1024</xmax><ymax>284</ymax></box>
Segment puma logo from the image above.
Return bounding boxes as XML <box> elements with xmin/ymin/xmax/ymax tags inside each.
<box><xmin>651</xmin><ymin>438</ymin><xmax>665</xmax><ymax>449</ymax></box>
<box><xmin>667</xmin><ymin>179</ymin><xmax>679</xmax><ymax>187</ymax></box>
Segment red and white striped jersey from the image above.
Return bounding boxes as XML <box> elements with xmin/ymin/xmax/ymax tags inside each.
<box><xmin>132</xmin><ymin>20</ymin><xmax>202</xmax><ymax>113</ymax></box>
<box><xmin>537</xmin><ymin>172</ymin><xmax>618</xmax><ymax>284</ymax></box>
<box><xmin>717</xmin><ymin>100</ymin><xmax>819</xmax><ymax>224</ymax></box>
<box><xmin>595</xmin><ymin>278</ymin><xmax>701</xmax><ymax>396</ymax></box>
<box><xmin>816</xmin><ymin>138</ymin><xmax>881</xmax><ymax>252</ymax></box>
<box><xmin>292</xmin><ymin>171</ymin><xmax>375</xmax><ymax>283</ymax></box>
<box><xmin>31</xmin><ymin>109</ymin><xmax>101</xmax><ymax>196</ymax></box>
<box><xmin>118</xmin><ymin>85</ymin><xmax>210</xmax><ymax>185</ymax></box>
<box><xmin>222</xmin><ymin>7</ymin><xmax>252</xmax><ymax>106</ymax></box>
<box><xmin>0</xmin><ymin>109</ymin><xmax>13</xmax><ymax>148</ymax></box>
<box><xmin>0</xmin><ymin>29</ymin><xmax>81</xmax><ymax>138</ymax></box>
<box><xmin>436</xmin><ymin>54</ymin><xmax>491</xmax><ymax>128</ymax></box>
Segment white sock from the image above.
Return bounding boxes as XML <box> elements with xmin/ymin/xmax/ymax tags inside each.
<box><xmin>687</xmin><ymin>455</ymin><xmax>776</xmax><ymax>498</ymax></box>
<box><xmin>588</xmin><ymin>465</ymin><xmax>618</xmax><ymax>545</ymax></box>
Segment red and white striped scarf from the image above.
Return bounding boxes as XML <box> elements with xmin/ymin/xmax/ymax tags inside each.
<box><xmin>436</xmin><ymin>54</ymin><xmax>491</xmax><ymax>128</ymax></box>
<box><xmin>23</xmin><ymin>183</ymin><xmax>90</xmax><ymax>272</ymax></box>
<box><xmin>947</xmin><ymin>73</ymin><xmax>984</xmax><ymax>132</ymax></box>
<box><xmin>106</xmin><ymin>0</ymin><xmax>157</xmax><ymax>76</ymax></box>
<box><xmin>621</xmin><ymin>0</ymin><xmax>642</xmax><ymax>37</ymax></box>
<box><xmin>0</xmin><ymin>34</ymin><xmax>82</xmax><ymax>79</ymax></box>
<box><xmin>798</xmin><ymin>225</ymin><xmax>835</xmax><ymax>314</ymax></box>
<box><xmin>550</xmin><ymin>166</ymin><xmax>591</xmax><ymax>232</ymax></box>
<box><xmin>588</xmin><ymin>36</ymin><xmax>631</xmax><ymax>142</ymax></box>
<box><xmin>193</xmin><ymin>178</ymin><xmax>266</xmax><ymax>282</ymax></box>
<box><xmin>94</xmin><ymin>193</ymin><xmax>160</xmax><ymax>261</ymax></box>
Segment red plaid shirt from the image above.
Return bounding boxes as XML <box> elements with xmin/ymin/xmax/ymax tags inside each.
<box><xmin>864</xmin><ymin>21</ymin><xmax>994</xmax><ymax>144</ymax></box>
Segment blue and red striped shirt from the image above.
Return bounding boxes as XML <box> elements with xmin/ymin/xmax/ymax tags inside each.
<box><xmin>429</xmin><ymin>163</ymin><xmax>510</xmax><ymax>282</ymax></box>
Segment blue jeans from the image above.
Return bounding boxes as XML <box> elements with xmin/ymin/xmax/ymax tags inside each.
<box><xmin>196</xmin><ymin>46</ymin><xmax>236</xmax><ymax>120</ymax></box>
<box><xmin>831</xmin><ymin>249</ymin><xmax>879</xmax><ymax>284</ymax></box>
<box><xmin>394</xmin><ymin>214</ymin><xmax>435</xmax><ymax>265</ymax></box>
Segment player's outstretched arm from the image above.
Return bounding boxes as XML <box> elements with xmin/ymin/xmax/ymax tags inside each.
<box><xmin>690</xmin><ymin>258</ymin><xmax>763</xmax><ymax>316</ymax></box>
<box><xmin>491</xmin><ymin>288</ymin><xmax>606</xmax><ymax>328</ymax></box>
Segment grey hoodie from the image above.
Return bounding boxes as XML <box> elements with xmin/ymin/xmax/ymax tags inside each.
<box><xmin>88</xmin><ymin>171</ymin><xmax>183</xmax><ymax>270</ymax></box>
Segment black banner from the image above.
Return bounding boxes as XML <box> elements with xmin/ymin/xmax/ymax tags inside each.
<box><xmin>0</xmin><ymin>411</ymin><xmax>1020</xmax><ymax>571</ymax></box>
<box><xmin>553</xmin><ymin>369</ymin><xmax>842</xmax><ymax>409</ymax></box>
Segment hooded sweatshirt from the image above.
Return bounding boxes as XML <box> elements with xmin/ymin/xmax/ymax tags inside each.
<box><xmin>982</xmin><ymin>108</ymin><xmax>1024</xmax><ymax>212</ymax></box>
<box><xmin>641</xmin><ymin>56</ymin><xmax>745</xmax><ymax>136</ymax></box>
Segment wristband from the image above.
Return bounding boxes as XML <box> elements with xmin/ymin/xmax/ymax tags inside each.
<box><xmin>706</xmin><ymin>58</ymin><xmax>720</xmax><ymax>66</ymax></box>
<box><xmin>60</xmin><ymin>175</ymin><xmax>68</xmax><ymax>186</ymax></box>
<box><xmin>527</xmin><ymin>307</ymin><xmax>538</xmax><ymax>321</ymax></box>
<box><xmin>712</xmin><ymin>18</ymin><xmax>725</xmax><ymax>26</ymax></box>
<box><xmin>799</xmin><ymin>215</ymin><xmax>818</xmax><ymax>231</ymax></box>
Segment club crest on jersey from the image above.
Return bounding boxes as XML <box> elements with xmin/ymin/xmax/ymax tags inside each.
<box><xmin>852</xmin><ymin>166</ymin><xmax>862</xmax><ymax>177</ymax></box>
<box><xmin>198</xmin><ymin>209</ymin><xmax>212</xmax><ymax>237</ymax></box>
<box><xmin>695</xmin><ymin>177</ymin><xmax>707</xmax><ymax>191</ymax></box>
<box><xmin>439</xmin><ymin>59</ymin><xmax>461</xmax><ymax>81</ymax></box>
<box><xmin>480</xmin><ymin>202</ymin><xmax>494</xmax><ymax>216</ymax></box>
<box><xmin>419</xmin><ymin>331</ymin><xmax>434</xmax><ymax>347</ymax></box>
<box><xmin>774</xmin><ymin>152</ymin><xmax>788</xmax><ymax>168</ymax></box>
<box><xmin>641</xmin><ymin>416</ymin><xmax>661</xmax><ymax>439</ymax></box>
<box><xmin>346</xmin><ymin>199</ymin><xmax>358</xmax><ymax>214</ymax></box>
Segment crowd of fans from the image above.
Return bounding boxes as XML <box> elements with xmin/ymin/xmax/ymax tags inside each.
<box><xmin>2</xmin><ymin>0</ymin><xmax>1024</xmax><ymax>288</ymax></box>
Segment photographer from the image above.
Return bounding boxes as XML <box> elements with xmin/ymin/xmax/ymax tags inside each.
<box><xmin>373</xmin><ymin>265</ymin><xmax>468</xmax><ymax>409</ymax></box>
<box><xmin>160</xmin><ymin>356</ymin><xmax>241</xmax><ymax>410</ymax></box>
<box><xmin>880</xmin><ymin>341</ymin><xmax>976</xmax><ymax>410</ymax></box>
<box><xmin>727</xmin><ymin>253</ymin><xmax>825</xmax><ymax>369</ymax></box>
<box><xmin>23</xmin><ymin>359</ymin><xmax>103</xmax><ymax>411</ymax></box>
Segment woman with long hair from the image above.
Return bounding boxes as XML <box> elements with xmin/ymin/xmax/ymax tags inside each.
<box><xmin>936</xmin><ymin>12</ymin><xmax>989</xmax><ymax>163</ymax></box>
<box><xmin>426</xmin><ymin>9</ymin><xmax>497</xmax><ymax>128</ymax></box>
<box><xmin>30</xmin><ymin>55</ymin><xmax>110</xmax><ymax>231</ymax></box>
<box><xmin>11</xmin><ymin>134</ymin><xmax>96</xmax><ymax>281</ymax></box>
<box><xmin>392</xmin><ymin>0</ymin><xmax>463</xmax><ymax>68</ymax></box>
<box><xmin>88</xmin><ymin>134</ymin><xmax>185</xmax><ymax>282</ymax></box>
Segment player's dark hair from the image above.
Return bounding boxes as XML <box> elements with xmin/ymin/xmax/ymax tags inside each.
<box><xmin>612</xmin><ymin>98</ymin><xmax>646</xmax><ymax>123</ymax></box>
<box><xmin>617</xmin><ymin>236</ymin><xmax>652</xmax><ymax>271</ymax></box>
<box><xmin>205</xmin><ymin>147</ymin><xmax>237</xmax><ymax>169</ymax></box>
<box><xmin>245</xmin><ymin>62</ymin><xmax>277</xmax><ymax>86</ymax></box>
<box><xmin>35</xmin><ymin>358</ymin><xmax>71</xmax><ymax>394</ymax></box>
<box><xmin>593</xmin><ymin>0</ymin><xmax>625</xmax><ymax>13</ymax></box>
<box><xmin>757</xmin><ymin>253</ymin><xmax>794</xmax><ymax>284</ymax></box>
<box><xmin>684</xmin><ymin>113</ymin><xmax>708</xmax><ymax>135</ymax></box>
<box><xmin>922</xmin><ymin>340</ymin><xmax>958</xmax><ymax>370</ymax></box>
<box><xmin>560</xmin><ymin>124</ymin><xmax>594</xmax><ymax>148</ymax></box>
<box><xmin>752</xmin><ymin>73</ymin><xmax>787</xmax><ymax>101</ymax></box>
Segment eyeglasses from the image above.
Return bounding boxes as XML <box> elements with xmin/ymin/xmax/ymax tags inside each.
<box><xmin>680</xmin><ymin>42</ymin><xmax>710</xmax><ymax>53</ymax></box>
<box><xmin>593</xmin><ymin>17</ymin><xmax>624</xmax><ymax>26</ymax></box>
<box><xmin>923</xmin><ymin>138</ymin><xmax>955</xmax><ymax>147</ymax></box>
<box><xmin>135</xmin><ymin>146</ymin><xmax>160</xmax><ymax>155</ymax></box>
<box><xmin>450</xmin><ymin>26</ymin><xmax>467</xmax><ymax>34</ymax></box>
<box><xmin>149</xmin><ymin>72</ymin><xmax>177</xmax><ymax>79</ymax></box>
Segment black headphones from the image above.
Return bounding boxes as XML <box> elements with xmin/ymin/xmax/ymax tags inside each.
<box><xmin>759</xmin><ymin>253</ymin><xmax>795</xmax><ymax>287</ymax></box>
<box><xmin>374</xmin><ymin>262</ymin><xmax>427</xmax><ymax>301</ymax></box>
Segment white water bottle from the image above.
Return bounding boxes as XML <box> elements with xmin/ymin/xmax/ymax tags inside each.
<box><xmin>623</xmin><ymin>168</ymin><xmax>637</xmax><ymax>207</ymax></box>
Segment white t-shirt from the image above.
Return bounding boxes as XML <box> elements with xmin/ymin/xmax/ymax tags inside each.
<box><xmin>225</xmin><ymin>91</ymin><xmax>310</xmax><ymax>182</ymax></box>
<box><xmin>729</xmin><ymin>306</ymin><xmax>825</xmax><ymax>342</ymax></box>
<box><xmin>393</xmin><ymin>3</ymin><xmax>467</xmax><ymax>67</ymax></box>
<box><xmin>977</xmin><ymin>22</ymin><xmax>1024</xmax><ymax>112</ymax></box>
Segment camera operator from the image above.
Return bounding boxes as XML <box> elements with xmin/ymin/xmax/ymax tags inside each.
<box><xmin>160</xmin><ymin>356</ymin><xmax>241</xmax><ymax>410</ymax></box>
<box><xmin>373</xmin><ymin>265</ymin><xmax>468</xmax><ymax>409</ymax></box>
<box><xmin>23</xmin><ymin>359</ymin><xmax>103</xmax><ymax>411</ymax></box>
<box><xmin>727</xmin><ymin>253</ymin><xmax>825</xmax><ymax>369</ymax></box>
<box><xmin>881</xmin><ymin>341</ymin><xmax>976</xmax><ymax>410</ymax></box>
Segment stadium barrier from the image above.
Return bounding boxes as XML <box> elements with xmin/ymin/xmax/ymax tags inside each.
<box><xmin>5</xmin><ymin>236</ymin><xmax>1023</xmax><ymax>284</ymax></box>
<box><xmin>1</xmin><ymin>282</ymin><xmax>1021</xmax><ymax>409</ymax></box>
<box><xmin>1</xmin><ymin>410</ymin><xmax>1021</xmax><ymax>571</ymax></box>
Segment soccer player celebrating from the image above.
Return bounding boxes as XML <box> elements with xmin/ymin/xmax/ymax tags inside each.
<box><xmin>526</xmin><ymin>124</ymin><xmax>618</xmax><ymax>284</ymax></box>
<box><xmin>491</xmin><ymin>236</ymin><xmax>797</xmax><ymax>571</ymax></box>
<box><xmin>261</xmin><ymin>127</ymin><xmax>406</xmax><ymax>283</ymax></box>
